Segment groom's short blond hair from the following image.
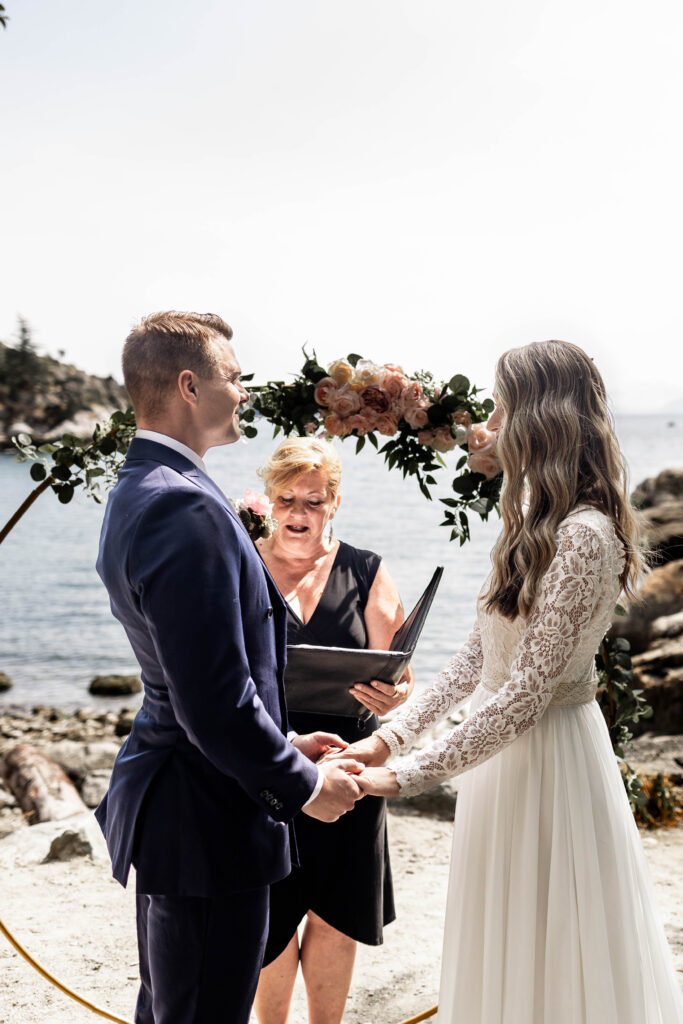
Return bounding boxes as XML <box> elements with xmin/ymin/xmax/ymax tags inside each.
<box><xmin>122</xmin><ymin>310</ymin><xmax>234</xmax><ymax>418</ymax></box>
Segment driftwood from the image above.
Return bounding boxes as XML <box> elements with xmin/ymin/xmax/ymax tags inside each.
<box><xmin>1</xmin><ymin>743</ymin><xmax>87</xmax><ymax>824</ymax></box>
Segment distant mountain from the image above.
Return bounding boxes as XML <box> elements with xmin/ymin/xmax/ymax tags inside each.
<box><xmin>0</xmin><ymin>337</ymin><xmax>129</xmax><ymax>447</ymax></box>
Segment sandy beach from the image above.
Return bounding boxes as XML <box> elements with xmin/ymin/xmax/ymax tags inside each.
<box><xmin>1</xmin><ymin>803</ymin><xmax>682</xmax><ymax>1024</ymax></box>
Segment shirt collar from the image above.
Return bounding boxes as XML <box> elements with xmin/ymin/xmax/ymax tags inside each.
<box><xmin>135</xmin><ymin>430</ymin><xmax>207</xmax><ymax>473</ymax></box>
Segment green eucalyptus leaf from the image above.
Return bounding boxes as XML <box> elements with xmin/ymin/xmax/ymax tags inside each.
<box><xmin>98</xmin><ymin>437</ymin><xmax>117</xmax><ymax>456</ymax></box>
<box><xmin>52</xmin><ymin>464</ymin><xmax>72</xmax><ymax>481</ymax></box>
<box><xmin>57</xmin><ymin>484</ymin><xmax>75</xmax><ymax>504</ymax></box>
<box><xmin>448</xmin><ymin>374</ymin><xmax>470</xmax><ymax>395</ymax></box>
<box><xmin>30</xmin><ymin>462</ymin><xmax>47</xmax><ymax>481</ymax></box>
<box><xmin>17</xmin><ymin>432</ymin><xmax>32</xmax><ymax>446</ymax></box>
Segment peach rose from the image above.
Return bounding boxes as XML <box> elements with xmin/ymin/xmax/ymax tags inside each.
<box><xmin>468</xmin><ymin>423</ymin><xmax>498</xmax><ymax>453</ymax></box>
<box><xmin>360</xmin><ymin>386</ymin><xmax>391</xmax><ymax>415</ymax></box>
<box><xmin>353</xmin><ymin>359</ymin><xmax>386</xmax><ymax>389</ymax></box>
<box><xmin>417</xmin><ymin>429</ymin><xmax>435</xmax><ymax>446</ymax></box>
<box><xmin>403</xmin><ymin>402</ymin><xmax>430</xmax><ymax>429</ymax></box>
<box><xmin>242</xmin><ymin>489</ymin><xmax>273</xmax><ymax>517</ymax></box>
<box><xmin>327</xmin><ymin>359</ymin><xmax>354</xmax><ymax>386</ymax></box>
<box><xmin>400</xmin><ymin>381</ymin><xmax>423</xmax><ymax>408</ymax></box>
<box><xmin>345</xmin><ymin>412</ymin><xmax>377</xmax><ymax>436</ymax></box>
<box><xmin>327</xmin><ymin>384</ymin><xmax>361</xmax><ymax>418</ymax></box>
<box><xmin>375</xmin><ymin>412</ymin><xmax>399</xmax><ymax>436</ymax></box>
<box><xmin>313</xmin><ymin>376</ymin><xmax>339</xmax><ymax>407</ymax></box>
<box><xmin>382</xmin><ymin>371</ymin><xmax>408</xmax><ymax>398</ymax></box>
<box><xmin>468</xmin><ymin>451</ymin><xmax>501</xmax><ymax>479</ymax></box>
<box><xmin>324</xmin><ymin>413</ymin><xmax>347</xmax><ymax>436</ymax></box>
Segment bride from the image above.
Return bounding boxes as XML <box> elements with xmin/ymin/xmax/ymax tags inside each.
<box><xmin>343</xmin><ymin>340</ymin><xmax>683</xmax><ymax>1023</ymax></box>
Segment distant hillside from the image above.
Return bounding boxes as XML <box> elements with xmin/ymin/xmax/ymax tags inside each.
<box><xmin>0</xmin><ymin>335</ymin><xmax>129</xmax><ymax>447</ymax></box>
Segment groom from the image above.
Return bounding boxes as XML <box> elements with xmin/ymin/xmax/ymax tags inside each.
<box><xmin>95</xmin><ymin>311</ymin><xmax>363</xmax><ymax>1024</ymax></box>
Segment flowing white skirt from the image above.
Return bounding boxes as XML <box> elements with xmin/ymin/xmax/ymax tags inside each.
<box><xmin>436</xmin><ymin>685</ymin><xmax>683</xmax><ymax>1024</ymax></box>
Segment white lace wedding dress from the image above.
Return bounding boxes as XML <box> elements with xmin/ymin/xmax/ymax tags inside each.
<box><xmin>377</xmin><ymin>507</ymin><xmax>683</xmax><ymax>1024</ymax></box>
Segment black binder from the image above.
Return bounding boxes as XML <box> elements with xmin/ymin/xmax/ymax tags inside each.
<box><xmin>284</xmin><ymin>566</ymin><xmax>444</xmax><ymax>718</ymax></box>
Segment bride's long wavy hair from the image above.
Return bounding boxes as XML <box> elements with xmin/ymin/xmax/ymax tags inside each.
<box><xmin>484</xmin><ymin>340</ymin><xmax>644</xmax><ymax>620</ymax></box>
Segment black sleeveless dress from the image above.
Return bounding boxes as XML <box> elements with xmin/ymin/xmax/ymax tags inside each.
<box><xmin>263</xmin><ymin>540</ymin><xmax>396</xmax><ymax>963</ymax></box>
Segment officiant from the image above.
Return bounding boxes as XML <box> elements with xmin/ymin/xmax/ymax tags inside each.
<box><xmin>253</xmin><ymin>436</ymin><xmax>414</xmax><ymax>1024</ymax></box>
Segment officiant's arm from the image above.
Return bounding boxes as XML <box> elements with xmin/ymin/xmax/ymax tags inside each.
<box><xmin>348</xmin><ymin>561</ymin><xmax>415</xmax><ymax>716</ymax></box>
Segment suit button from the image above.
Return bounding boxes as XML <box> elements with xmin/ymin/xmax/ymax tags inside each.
<box><xmin>266</xmin><ymin>606</ymin><xmax>274</xmax><ymax>618</ymax></box>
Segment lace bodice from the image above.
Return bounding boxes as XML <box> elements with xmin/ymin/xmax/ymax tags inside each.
<box><xmin>376</xmin><ymin>507</ymin><xmax>625</xmax><ymax>797</ymax></box>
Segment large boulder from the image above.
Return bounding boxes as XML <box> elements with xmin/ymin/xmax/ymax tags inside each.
<box><xmin>0</xmin><ymin>671</ymin><xmax>12</xmax><ymax>692</ymax></box>
<box><xmin>632</xmin><ymin>468</ymin><xmax>683</xmax><ymax>508</ymax></box>
<box><xmin>89</xmin><ymin>674</ymin><xmax>142</xmax><ymax>696</ymax></box>
<box><xmin>639</xmin><ymin>502</ymin><xmax>683</xmax><ymax>566</ymax></box>
<box><xmin>610</xmin><ymin>559</ymin><xmax>683</xmax><ymax>653</ymax></box>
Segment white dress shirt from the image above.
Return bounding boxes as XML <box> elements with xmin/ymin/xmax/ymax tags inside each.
<box><xmin>134</xmin><ymin>429</ymin><xmax>323</xmax><ymax>807</ymax></box>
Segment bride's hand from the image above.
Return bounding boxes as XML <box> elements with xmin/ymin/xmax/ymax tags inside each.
<box><xmin>319</xmin><ymin>733</ymin><xmax>390</xmax><ymax>767</ymax></box>
<box><xmin>356</xmin><ymin>767</ymin><xmax>400</xmax><ymax>797</ymax></box>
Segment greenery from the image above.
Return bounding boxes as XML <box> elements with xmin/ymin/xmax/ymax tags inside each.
<box><xmin>239</xmin><ymin>350</ymin><xmax>502</xmax><ymax>544</ymax></box>
<box><xmin>594</xmin><ymin>634</ymin><xmax>681</xmax><ymax>828</ymax></box>
<box><xmin>0</xmin><ymin>5</ymin><xmax>8</xmax><ymax>30</ymax></box>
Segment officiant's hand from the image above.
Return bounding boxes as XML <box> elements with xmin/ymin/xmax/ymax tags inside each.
<box><xmin>321</xmin><ymin>732</ymin><xmax>390</xmax><ymax>768</ymax></box>
<box><xmin>356</xmin><ymin>767</ymin><xmax>400</xmax><ymax>798</ymax></box>
<box><xmin>303</xmin><ymin>760</ymin><xmax>365</xmax><ymax>822</ymax></box>
<box><xmin>350</xmin><ymin>676</ymin><xmax>411</xmax><ymax>716</ymax></box>
<box><xmin>291</xmin><ymin>731</ymin><xmax>348</xmax><ymax>763</ymax></box>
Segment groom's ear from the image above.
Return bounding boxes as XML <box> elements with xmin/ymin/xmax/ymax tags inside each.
<box><xmin>178</xmin><ymin>369</ymin><xmax>199</xmax><ymax>405</ymax></box>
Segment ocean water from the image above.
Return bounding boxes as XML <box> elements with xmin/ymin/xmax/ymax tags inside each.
<box><xmin>0</xmin><ymin>414</ymin><xmax>681</xmax><ymax>710</ymax></box>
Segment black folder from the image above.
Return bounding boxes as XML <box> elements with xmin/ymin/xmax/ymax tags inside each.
<box><xmin>284</xmin><ymin>566</ymin><xmax>444</xmax><ymax>718</ymax></box>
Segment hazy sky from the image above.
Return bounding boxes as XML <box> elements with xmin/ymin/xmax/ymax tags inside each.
<box><xmin>2</xmin><ymin>0</ymin><xmax>682</xmax><ymax>412</ymax></box>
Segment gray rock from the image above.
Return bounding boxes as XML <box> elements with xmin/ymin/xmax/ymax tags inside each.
<box><xmin>632</xmin><ymin>635</ymin><xmax>683</xmax><ymax>735</ymax></box>
<box><xmin>80</xmin><ymin>770</ymin><xmax>111</xmax><ymax>809</ymax></box>
<box><xmin>651</xmin><ymin>610</ymin><xmax>683</xmax><ymax>640</ymax></box>
<box><xmin>389</xmin><ymin>779</ymin><xmax>459</xmax><ymax>820</ymax></box>
<box><xmin>89</xmin><ymin>674</ymin><xmax>142</xmax><ymax>696</ymax></box>
<box><xmin>0</xmin><ymin>672</ymin><xmax>12</xmax><ymax>692</ymax></box>
<box><xmin>42</xmin><ymin>740</ymin><xmax>88</xmax><ymax>783</ymax></box>
<box><xmin>610</xmin><ymin>559</ymin><xmax>683</xmax><ymax>653</ymax></box>
<box><xmin>632</xmin><ymin>468</ymin><xmax>683</xmax><ymax>508</ymax></box>
<box><xmin>115</xmin><ymin>709</ymin><xmax>137</xmax><ymax>737</ymax></box>
<box><xmin>0</xmin><ymin>783</ymin><xmax>17</xmax><ymax>809</ymax></box>
<box><xmin>42</xmin><ymin>828</ymin><xmax>93</xmax><ymax>862</ymax></box>
<box><xmin>640</xmin><ymin>501</ymin><xmax>683</xmax><ymax>565</ymax></box>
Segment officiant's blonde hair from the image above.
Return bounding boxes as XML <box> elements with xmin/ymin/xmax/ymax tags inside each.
<box><xmin>123</xmin><ymin>310</ymin><xmax>233</xmax><ymax>418</ymax></box>
<box><xmin>259</xmin><ymin>438</ymin><xmax>342</xmax><ymax>502</ymax></box>
<box><xmin>484</xmin><ymin>340</ymin><xmax>644</xmax><ymax>620</ymax></box>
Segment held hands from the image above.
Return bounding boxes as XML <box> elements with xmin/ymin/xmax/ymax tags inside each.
<box><xmin>356</xmin><ymin>767</ymin><xmax>400</xmax><ymax>798</ymax></box>
<box><xmin>320</xmin><ymin>732</ymin><xmax>390</xmax><ymax>768</ymax></box>
<box><xmin>350</xmin><ymin>678</ymin><xmax>409</xmax><ymax>716</ymax></box>
<box><xmin>292</xmin><ymin>731</ymin><xmax>349</xmax><ymax>762</ymax></box>
<box><xmin>303</xmin><ymin>759</ymin><xmax>365</xmax><ymax>823</ymax></box>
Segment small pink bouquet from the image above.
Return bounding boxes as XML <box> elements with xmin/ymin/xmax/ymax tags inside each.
<box><xmin>230</xmin><ymin>489</ymin><xmax>278</xmax><ymax>541</ymax></box>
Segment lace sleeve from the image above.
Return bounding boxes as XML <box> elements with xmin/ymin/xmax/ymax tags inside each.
<box><xmin>374</xmin><ymin>621</ymin><xmax>483</xmax><ymax>760</ymax></box>
<box><xmin>392</xmin><ymin>522</ymin><xmax>603</xmax><ymax>796</ymax></box>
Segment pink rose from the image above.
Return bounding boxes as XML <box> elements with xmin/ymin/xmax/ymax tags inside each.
<box><xmin>242</xmin><ymin>489</ymin><xmax>273</xmax><ymax>517</ymax></box>
<box><xmin>417</xmin><ymin>429</ymin><xmax>435</xmax><ymax>445</ymax></box>
<box><xmin>467</xmin><ymin>451</ymin><xmax>501</xmax><ymax>479</ymax></box>
<box><xmin>375</xmin><ymin>412</ymin><xmax>399</xmax><ymax>436</ymax></box>
<box><xmin>400</xmin><ymin>381</ymin><xmax>423</xmax><ymax>407</ymax></box>
<box><xmin>382</xmin><ymin>368</ymin><xmax>409</xmax><ymax>397</ymax></box>
<box><xmin>403</xmin><ymin>401</ymin><xmax>430</xmax><ymax>430</ymax></box>
<box><xmin>452</xmin><ymin>409</ymin><xmax>472</xmax><ymax>428</ymax></box>
<box><xmin>345</xmin><ymin>412</ymin><xmax>377</xmax><ymax>436</ymax></box>
<box><xmin>327</xmin><ymin>384</ymin><xmax>361</xmax><ymax>418</ymax></box>
<box><xmin>313</xmin><ymin>376</ymin><xmax>339</xmax><ymax>407</ymax></box>
<box><xmin>468</xmin><ymin>423</ymin><xmax>498</xmax><ymax>453</ymax></box>
<box><xmin>305</xmin><ymin>421</ymin><xmax>318</xmax><ymax>434</ymax></box>
<box><xmin>324</xmin><ymin>413</ymin><xmax>346</xmax><ymax>436</ymax></box>
<box><xmin>360</xmin><ymin>386</ymin><xmax>391</xmax><ymax>414</ymax></box>
<box><xmin>429</xmin><ymin>426</ymin><xmax>458</xmax><ymax>453</ymax></box>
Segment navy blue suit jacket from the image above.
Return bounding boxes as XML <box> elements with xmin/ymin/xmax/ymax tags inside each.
<box><xmin>95</xmin><ymin>438</ymin><xmax>319</xmax><ymax>896</ymax></box>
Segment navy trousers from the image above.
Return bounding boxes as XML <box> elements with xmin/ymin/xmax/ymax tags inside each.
<box><xmin>134</xmin><ymin>888</ymin><xmax>269</xmax><ymax>1024</ymax></box>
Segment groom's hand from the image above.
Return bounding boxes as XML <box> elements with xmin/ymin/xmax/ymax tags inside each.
<box><xmin>291</xmin><ymin>731</ymin><xmax>348</xmax><ymax>763</ymax></box>
<box><xmin>303</xmin><ymin>760</ymin><xmax>364</xmax><ymax>822</ymax></box>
